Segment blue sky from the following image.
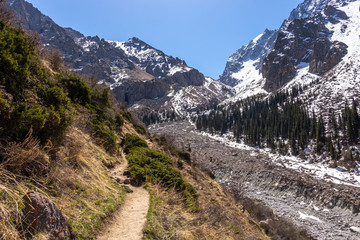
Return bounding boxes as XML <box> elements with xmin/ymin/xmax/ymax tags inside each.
<box><xmin>26</xmin><ymin>0</ymin><xmax>303</xmax><ymax>79</ymax></box>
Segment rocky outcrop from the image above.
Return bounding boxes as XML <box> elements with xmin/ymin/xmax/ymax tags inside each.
<box><xmin>219</xmin><ymin>29</ymin><xmax>278</xmax><ymax>87</ymax></box>
<box><xmin>112</xmin><ymin>69</ymin><xmax>205</xmax><ymax>105</ymax></box>
<box><xmin>23</xmin><ymin>191</ymin><xmax>70</xmax><ymax>239</ymax></box>
<box><xmin>309</xmin><ymin>40</ymin><xmax>348</xmax><ymax>75</ymax></box>
<box><xmin>112</xmin><ymin>37</ymin><xmax>188</xmax><ymax>79</ymax></box>
<box><xmin>324</xmin><ymin>5</ymin><xmax>349</xmax><ymax>24</ymax></box>
<box><xmin>263</xmin><ymin>16</ymin><xmax>347</xmax><ymax>92</ymax></box>
<box><xmin>262</xmin><ymin>50</ymin><xmax>297</xmax><ymax>92</ymax></box>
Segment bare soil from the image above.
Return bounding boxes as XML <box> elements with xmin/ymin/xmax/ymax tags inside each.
<box><xmin>97</xmin><ymin>159</ymin><xmax>150</xmax><ymax>240</ymax></box>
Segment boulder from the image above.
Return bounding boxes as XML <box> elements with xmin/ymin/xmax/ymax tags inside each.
<box><xmin>23</xmin><ymin>191</ymin><xmax>70</xmax><ymax>240</ymax></box>
<box><xmin>309</xmin><ymin>40</ymin><xmax>347</xmax><ymax>75</ymax></box>
<box><xmin>120</xmin><ymin>185</ymin><xmax>134</xmax><ymax>193</ymax></box>
<box><xmin>350</xmin><ymin>226</ymin><xmax>360</xmax><ymax>233</ymax></box>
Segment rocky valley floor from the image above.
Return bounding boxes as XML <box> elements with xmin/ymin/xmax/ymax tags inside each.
<box><xmin>149</xmin><ymin>121</ymin><xmax>360</xmax><ymax>240</ymax></box>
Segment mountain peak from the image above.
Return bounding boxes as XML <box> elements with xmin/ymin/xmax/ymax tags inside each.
<box><xmin>219</xmin><ymin>0</ymin><xmax>359</xmax><ymax>105</ymax></box>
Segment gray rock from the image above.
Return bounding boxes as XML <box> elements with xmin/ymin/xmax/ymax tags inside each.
<box><xmin>123</xmin><ymin>179</ymin><xmax>132</xmax><ymax>185</ymax></box>
<box><xmin>123</xmin><ymin>170</ymin><xmax>131</xmax><ymax>177</ymax></box>
<box><xmin>120</xmin><ymin>185</ymin><xmax>134</xmax><ymax>193</ymax></box>
<box><xmin>112</xmin><ymin>177</ymin><xmax>121</xmax><ymax>183</ymax></box>
<box><xmin>23</xmin><ymin>191</ymin><xmax>70</xmax><ymax>240</ymax></box>
<box><xmin>350</xmin><ymin>226</ymin><xmax>360</xmax><ymax>233</ymax></box>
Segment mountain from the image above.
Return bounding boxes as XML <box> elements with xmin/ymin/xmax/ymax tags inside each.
<box><xmin>7</xmin><ymin>0</ymin><xmax>233</xmax><ymax>118</ymax></box>
<box><xmin>218</xmin><ymin>29</ymin><xmax>277</xmax><ymax>100</ymax></box>
<box><xmin>220</xmin><ymin>0</ymin><xmax>360</xmax><ymax>112</ymax></box>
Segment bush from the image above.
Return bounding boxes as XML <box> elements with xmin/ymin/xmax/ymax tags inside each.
<box><xmin>123</xmin><ymin>134</ymin><xmax>148</xmax><ymax>153</ymax></box>
<box><xmin>0</xmin><ymin>20</ymin><xmax>33</xmax><ymax>99</ymax></box>
<box><xmin>39</xmin><ymin>86</ymin><xmax>70</xmax><ymax>109</ymax></box>
<box><xmin>122</xmin><ymin>112</ymin><xmax>132</xmax><ymax>122</ymax></box>
<box><xmin>12</xmin><ymin>103</ymin><xmax>48</xmax><ymax>138</ymax></box>
<box><xmin>60</xmin><ymin>76</ymin><xmax>91</xmax><ymax>106</ymax></box>
<box><xmin>0</xmin><ymin>93</ymin><xmax>10</xmax><ymax>112</ymax></box>
<box><xmin>91</xmin><ymin>87</ymin><xmax>112</xmax><ymax>108</ymax></box>
<box><xmin>115</xmin><ymin>114</ymin><xmax>124</xmax><ymax>127</ymax></box>
<box><xmin>134</xmin><ymin>123</ymin><xmax>147</xmax><ymax>135</ymax></box>
<box><xmin>4</xmin><ymin>102</ymin><xmax>71</xmax><ymax>142</ymax></box>
<box><xmin>177</xmin><ymin>151</ymin><xmax>191</xmax><ymax>163</ymax></box>
<box><xmin>126</xmin><ymin>145</ymin><xmax>198</xmax><ymax>210</ymax></box>
<box><xmin>91</xmin><ymin>120</ymin><xmax>119</xmax><ymax>153</ymax></box>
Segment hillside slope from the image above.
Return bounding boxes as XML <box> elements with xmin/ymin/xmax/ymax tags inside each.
<box><xmin>0</xmin><ymin>11</ymin><xmax>268</xmax><ymax>239</ymax></box>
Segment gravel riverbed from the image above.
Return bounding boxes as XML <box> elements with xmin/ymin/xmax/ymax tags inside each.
<box><xmin>149</xmin><ymin>121</ymin><xmax>360</xmax><ymax>240</ymax></box>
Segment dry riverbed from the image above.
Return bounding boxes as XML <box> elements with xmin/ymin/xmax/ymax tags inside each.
<box><xmin>149</xmin><ymin>121</ymin><xmax>360</xmax><ymax>240</ymax></box>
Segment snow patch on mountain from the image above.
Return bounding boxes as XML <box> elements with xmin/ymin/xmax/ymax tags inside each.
<box><xmin>167</xmin><ymin>77</ymin><xmax>234</xmax><ymax>117</ymax></box>
<box><xmin>75</xmin><ymin>38</ymin><xmax>99</xmax><ymax>52</ymax></box>
<box><xmin>109</xmin><ymin>67</ymin><xmax>128</xmax><ymax>90</ymax></box>
<box><xmin>107</xmin><ymin>38</ymin><xmax>192</xmax><ymax>78</ymax></box>
<box><xmin>282</xmin><ymin>0</ymin><xmax>360</xmax><ymax>115</ymax></box>
<box><xmin>219</xmin><ymin>30</ymin><xmax>277</xmax><ymax>101</ymax></box>
<box><xmin>168</xmin><ymin>65</ymin><xmax>192</xmax><ymax>75</ymax></box>
<box><xmin>110</xmin><ymin>40</ymin><xmax>162</xmax><ymax>62</ymax></box>
<box><xmin>196</xmin><ymin>131</ymin><xmax>360</xmax><ymax>188</ymax></box>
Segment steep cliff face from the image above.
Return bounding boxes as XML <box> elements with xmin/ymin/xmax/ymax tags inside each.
<box><xmin>112</xmin><ymin>69</ymin><xmax>205</xmax><ymax>105</ymax></box>
<box><xmin>219</xmin><ymin>29</ymin><xmax>277</xmax><ymax>88</ymax></box>
<box><xmin>8</xmin><ymin>0</ymin><xmax>233</xmax><ymax>117</ymax></box>
<box><xmin>262</xmin><ymin>16</ymin><xmax>348</xmax><ymax>92</ymax></box>
<box><xmin>220</xmin><ymin>0</ymin><xmax>357</xmax><ymax>107</ymax></box>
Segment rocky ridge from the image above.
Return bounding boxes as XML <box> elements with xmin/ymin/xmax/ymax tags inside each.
<box><xmin>219</xmin><ymin>0</ymin><xmax>359</xmax><ymax>110</ymax></box>
<box><xmin>8</xmin><ymin>0</ymin><xmax>233</xmax><ymax>117</ymax></box>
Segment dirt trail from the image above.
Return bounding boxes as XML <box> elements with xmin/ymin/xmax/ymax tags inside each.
<box><xmin>97</xmin><ymin>159</ymin><xmax>150</xmax><ymax>240</ymax></box>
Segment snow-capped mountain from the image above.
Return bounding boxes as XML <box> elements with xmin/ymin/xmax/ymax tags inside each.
<box><xmin>108</xmin><ymin>38</ymin><xmax>192</xmax><ymax>78</ymax></box>
<box><xmin>220</xmin><ymin>0</ymin><xmax>359</xmax><ymax>109</ymax></box>
<box><xmin>218</xmin><ymin>29</ymin><xmax>277</xmax><ymax>87</ymax></box>
<box><xmin>8</xmin><ymin>0</ymin><xmax>233</xmax><ymax>117</ymax></box>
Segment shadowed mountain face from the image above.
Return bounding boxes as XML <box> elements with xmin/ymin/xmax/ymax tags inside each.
<box><xmin>8</xmin><ymin>0</ymin><xmax>233</xmax><ymax>117</ymax></box>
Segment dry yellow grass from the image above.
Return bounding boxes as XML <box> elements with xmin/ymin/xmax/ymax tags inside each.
<box><xmin>46</xmin><ymin>126</ymin><xmax>125</xmax><ymax>239</ymax></box>
<box><xmin>143</xmin><ymin>142</ymin><xmax>270</xmax><ymax>240</ymax></box>
<box><xmin>0</xmin><ymin>125</ymin><xmax>126</xmax><ymax>239</ymax></box>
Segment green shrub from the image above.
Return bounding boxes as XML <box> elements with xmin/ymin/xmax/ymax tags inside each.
<box><xmin>60</xmin><ymin>76</ymin><xmax>91</xmax><ymax>105</ymax></box>
<box><xmin>177</xmin><ymin>151</ymin><xmax>191</xmax><ymax>163</ymax></box>
<box><xmin>0</xmin><ymin>93</ymin><xmax>10</xmax><ymax>112</ymax></box>
<box><xmin>4</xmin><ymin>102</ymin><xmax>71</xmax><ymax>142</ymax></box>
<box><xmin>134</xmin><ymin>123</ymin><xmax>147</xmax><ymax>135</ymax></box>
<box><xmin>39</xmin><ymin>86</ymin><xmax>70</xmax><ymax>109</ymax></box>
<box><xmin>177</xmin><ymin>159</ymin><xmax>183</xmax><ymax>169</ymax></box>
<box><xmin>122</xmin><ymin>112</ymin><xmax>132</xmax><ymax>122</ymax></box>
<box><xmin>91</xmin><ymin>120</ymin><xmax>119</xmax><ymax>153</ymax></box>
<box><xmin>91</xmin><ymin>87</ymin><xmax>112</xmax><ymax>108</ymax></box>
<box><xmin>123</xmin><ymin>134</ymin><xmax>148</xmax><ymax>153</ymax></box>
<box><xmin>115</xmin><ymin>114</ymin><xmax>124</xmax><ymax>127</ymax></box>
<box><xmin>11</xmin><ymin>103</ymin><xmax>48</xmax><ymax>137</ymax></box>
<box><xmin>0</xmin><ymin>20</ymin><xmax>33</xmax><ymax>99</ymax></box>
<box><xmin>41</xmin><ymin>105</ymin><xmax>72</xmax><ymax>141</ymax></box>
<box><xmin>126</xmin><ymin>145</ymin><xmax>198</xmax><ymax>209</ymax></box>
